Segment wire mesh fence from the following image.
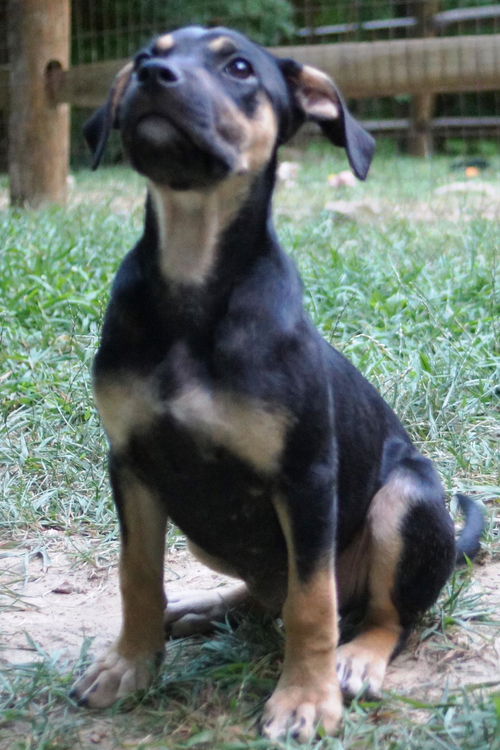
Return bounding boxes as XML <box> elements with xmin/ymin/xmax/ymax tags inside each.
<box><xmin>69</xmin><ymin>0</ymin><xmax>500</xmax><ymax>58</ymax></box>
<box><xmin>1</xmin><ymin>1</ymin><xmax>499</xmax><ymax>171</ymax></box>
<box><xmin>69</xmin><ymin>0</ymin><xmax>500</xmax><ymax>163</ymax></box>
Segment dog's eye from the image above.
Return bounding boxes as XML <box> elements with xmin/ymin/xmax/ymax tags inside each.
<box><xmin>224</xmin><ymin>57</ymin><xmax>255</xmax><ymax>80</ymax></box>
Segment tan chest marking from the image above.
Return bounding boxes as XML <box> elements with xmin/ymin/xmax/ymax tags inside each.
<box><xmin>169</xmin><ymin>384</ymin><xmax>290</xmax><ymax>474</ymax></box>
<box><xmin>149</xmin><ymin>178</ymin><xmax>251</xmax><ymax>286</ymax></box>
<box><xmin>95</xmin><ymin>376</ymin><xmax>290</xmax><ymax>474</ymax></box>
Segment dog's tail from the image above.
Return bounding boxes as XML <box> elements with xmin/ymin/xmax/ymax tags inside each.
<box><xmin>454</xmin><ymin>493</ymin><xmax>485</xmax><ymax>565</ymax></box>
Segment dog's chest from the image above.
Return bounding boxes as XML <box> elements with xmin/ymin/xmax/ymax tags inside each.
<box><xmin>94</xmin><ymin>354</ymin><xmax>291</xmax><ymax>593</ymax></box>
<box><xmin>94</xmin><ymin>347</ymin><xmax>290</xmax><ymax>477</ymax></box>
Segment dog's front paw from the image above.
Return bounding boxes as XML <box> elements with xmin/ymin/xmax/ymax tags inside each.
<box><xmin>261</xmin><ymin>682</ymin><xmax>342</xmax><ymax>742</ymax></box>
<box><xmin>71</xmin><ymin>645</ymin><xmax>161</xmax><ymax>708</ymax></box>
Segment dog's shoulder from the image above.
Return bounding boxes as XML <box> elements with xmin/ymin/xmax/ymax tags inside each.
<box><xmin>213</xmin><ymin>249</ymin><xmax>331</xmax><ymax>402</ymax></box>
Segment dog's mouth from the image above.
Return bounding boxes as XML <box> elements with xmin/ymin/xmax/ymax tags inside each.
<box><xmin>134</xmin><ymin>113</ymin><xmax>179</xmax><ymax>149</ymax></box>
<box><xmin>122</xmin><ymin>110</ymin><xmax>238</xmax><ymax>190</ymax></box>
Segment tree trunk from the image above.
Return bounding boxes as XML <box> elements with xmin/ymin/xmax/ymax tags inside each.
<box><xmin>8</xmin><ymin>0</ymin><xmax>71</xmax><ymax>207</ymax></box>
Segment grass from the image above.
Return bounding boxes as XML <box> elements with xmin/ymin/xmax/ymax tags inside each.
<box><xmin>0</xmin><ymin>621</ymin><xmax>497</xmax><ymax>749</ymax></box>
<box><xmin>0</xmin><ymin>147</ymin><xmax>499</xmax><ymax>748</ymax></box>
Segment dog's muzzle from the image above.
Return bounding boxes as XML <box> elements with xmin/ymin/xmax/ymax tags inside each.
<box><xmin>119</xmin><ymin>59</ymin><xmax>239</xmax><ymax>189</ymax></box>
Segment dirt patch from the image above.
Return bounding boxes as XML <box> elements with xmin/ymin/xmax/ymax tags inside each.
<box><xmin>1</xmin><ymin>532</ymin><xmax>498</xmax><ymax>705</ymax></box>
<box><xmin>385</xmin><ymin>560</ymin><xmax>500</xmax><ymax>701</ymax></box>
<box><xmin>0</xmin><ymin>532</ymin><xmax>230</xmax><ymax>667</ymax></box>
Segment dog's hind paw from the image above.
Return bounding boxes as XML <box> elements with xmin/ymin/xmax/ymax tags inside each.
<box><xmin>261</xmin><ymin>682</ymin><xmax>342</xmax><ymax>742</ymax></box>
<box><xmin>336</xmin><ymin>632</ymin><xmax>393</xmax><ymax>700</ymax></box>
<box><xmin>164</xmin><ymin>590</ymin><xmax>227</xmax><ymax>637</ymax></box>
<box><xmin>164</xmin><ymin>583</ymin><xmax>249</xmax><ymax>638</ymax></box>
<box><xmin>70</xmin><ymin>645</ymin><xmax>160</xmax><ymax>708</ymax></box>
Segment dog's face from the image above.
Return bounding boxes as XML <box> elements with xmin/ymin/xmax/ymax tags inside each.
<box><xmin>85</xmin><ymin>26</ymin><xmax>375</xmax><ymax>189</ymax></box>
<box><xmin>119</xmin><ymin>27</ymin><xmax>291</xmax><ymax>189</ymax></box>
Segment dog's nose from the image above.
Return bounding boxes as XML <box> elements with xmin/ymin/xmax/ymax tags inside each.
<box><xmin>136</xmin><ymin>59</ymin><xmax>182</xmax><ymax>88</ymax></box>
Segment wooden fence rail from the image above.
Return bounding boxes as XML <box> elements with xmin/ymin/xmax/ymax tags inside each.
<box><xmin>4</xmin><ymin>0</ymin><xmax>500</xmax><ymax>206</ymax></box>
<box><xmin>2</xmin><ymin>32</ymin><xmax>499</xmax><ymax>112</ymax></box>
<box><xmin>297</xmin><ymin>3</ymin><xmax>500</xmax><ymax>38</ymax></box>
<box><xmin>272</xmin><ymin>34</ymin><xmax>500</xmax><ymax>99</ymax></box>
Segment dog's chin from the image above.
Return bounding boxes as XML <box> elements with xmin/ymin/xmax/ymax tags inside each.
<box><xmin>123</xmin><ymin>114</ymin><xmax>234</xmax><ymax>190</ymax></box>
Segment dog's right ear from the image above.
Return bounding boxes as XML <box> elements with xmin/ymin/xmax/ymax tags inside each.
<box><xmin>83</xmin><ymin>62</ymin><xmax>133</xmax><ymax>169</ymax></box>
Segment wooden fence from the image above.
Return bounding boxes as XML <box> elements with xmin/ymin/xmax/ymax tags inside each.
<box><xmin>4</xmin><ymin>0</ymin><xmax>500</xmax><ymax>206</ymax></box>
<box><xmin>297</xmin><ymin>3</ymin><xmax>500</xmax><ymax>38</ymax></box>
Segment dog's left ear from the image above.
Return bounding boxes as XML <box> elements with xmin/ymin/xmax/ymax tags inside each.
<box><xmin>83</xmin><ymin>62</ymin><xmax>134</xmax><ymax>169</ymax></box>
<box><xmin>280</xmin><ymin>60</ymin><xmax>375</xmax><ymax>180</ymax></box>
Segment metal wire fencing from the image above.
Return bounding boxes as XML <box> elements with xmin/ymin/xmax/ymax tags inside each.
<box><xmin>69</xmin><ymin>1</ymin><xmax>499</xmax><ymax>161</ymax></box>
<box><xmin>1</xmin><ymin>1</ymin><xmax>499</xmax><ymax>170</ymax></box>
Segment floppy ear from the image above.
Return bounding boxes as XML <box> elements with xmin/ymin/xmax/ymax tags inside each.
<box><xmin>280</xmin><ymin>60</ymin><xmax>375</xmax><ymax>180</ymax></box>
<box><xmin>83</xmin><ymin>62</ymin><xmax>134</xmax><ymax>169</ymax></box>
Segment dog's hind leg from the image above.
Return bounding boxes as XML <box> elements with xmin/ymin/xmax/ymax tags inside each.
<box><xmin>336</xmin><ymin>438</ymin><xmax>456</xmax><ymax>699</ymax></box>
<box><xmin>164</xmin><ymin>541</ymin><xmax>253</xmax><ymax>636</ymax></box>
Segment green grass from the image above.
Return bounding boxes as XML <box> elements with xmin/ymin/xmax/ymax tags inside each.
<box><xmin>0</xmin><ymin>621</ymin><xmax>498</xmax><ymax>749</ymax></box>
<box><xmin>0</xmin><ymin>149</ymin><xmax>499</xmax><ymax>748</ymax></box>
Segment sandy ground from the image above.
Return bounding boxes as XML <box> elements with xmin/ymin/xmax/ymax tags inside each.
<box><xmin>1</xmin><ymin>530</ymin><xmax>498</xmax><ymax>705</ymax></box>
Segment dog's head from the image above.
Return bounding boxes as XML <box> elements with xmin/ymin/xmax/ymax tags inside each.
<box><xmin>85</xmin><ymin>26</ymin><xmax>374</xmax><ymax>189</ymax></box>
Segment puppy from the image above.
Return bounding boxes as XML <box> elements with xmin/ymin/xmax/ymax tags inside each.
<box><xmin>72</xmin><ymin>26</ymin><xmax>483</xmax><ymax>741</ymax></box>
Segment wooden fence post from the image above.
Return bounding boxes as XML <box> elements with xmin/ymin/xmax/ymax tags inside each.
<box><xmin>8</xmin><ymin>0</ymin><xmax>70</xmax><ymax>207</ymax></box>
<box><xmin>409</xmin><ymin>0</ymin><xmax>439</xmax><ymax>156</ymax></box>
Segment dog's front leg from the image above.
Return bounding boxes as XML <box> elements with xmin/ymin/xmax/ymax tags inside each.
<box><xmin>262</xmin><ymin>487</ymin><xmax>342</xmax><ymax>742</ymax></box>
<box><xmin>72</xmin><ymin>459</ymin><xmax>167</xmax><ymax>707</ymax></box>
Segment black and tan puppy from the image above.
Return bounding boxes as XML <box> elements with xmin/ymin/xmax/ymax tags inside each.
<box><xmin>72</xmin><ymin>26</ymin><xmax>483</xmax><ymax>741</ymax></box>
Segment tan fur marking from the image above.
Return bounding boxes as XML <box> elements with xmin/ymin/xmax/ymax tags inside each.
<box><xmin>336</xmin><ymin>525</ymin><xmax>370</xmax><ymax>609</ymax></box>
<box><xmin>215</xmin><ymin>95</ymin><xmax>278</xmax><ymax>175</ymax></box>
<box><xmin>95</xmin><ymin>377</ymin><xmax>156</xmax><ymax>449</ymax></box>
<box><xmin>155</xmin><ymin>33</ymin><xmax>175</xmax><ymax>52</ymax></box>
<box><xmin>273</xmin><ymin>495</ymin><xmax>339</xmax><ymax>669</ymax></box>
<box><xmin>109</xmin><ymin>61</ymin><xmax>134</xmax><ymax>120</ymax></box>
<box><xmin>149</xmin><ymin>177</ymin><xmax>251</xmax><ymax>285</ymax></box>
<box><xmin>96</xmin><ymin>369</ymin><xmax>289</xmax><ymax>473</ymax></box>
<box><xmin>245</xmin><ymin>98</ymin><xmax>279</xmax><ymax>172</ymax></box>
<box><xmin>170</xmin><ymin>386</ymin><xmax>290</xmax><ymax>474</ymax></box>
<box><xmin>281</xmin><ymin>563</ymin><xmax>339</xmax><ymax>683</ymax></box>
<box><xmin>337</xmin><ymin>472</ymin><xmax>416</xmax><ymax>616</ymax></box>
<box><xmin>295</xmin><ymin>65</ymin><xmax>340</xmax><ymax>121</ymax></box>
<box><xmin>118</xmin><ymin>473</ymin><xmax>167</xmax><ymax>656</ymax></box>
<box><xmin>367</xmin><ymin>472</ymin><xmax>415</xmax><ymax>625</ymax></box>
<box><xmin>208</xmin><ymin>36</ymin><xmax>237</xmax><ymax>54</ymax></box>
<box><xmin>336</xmin><ymin>472</ymin><xmax>416</xmax><ymax>697</ymax></box>
<box><xmin>71</xmin><ymin>474</ymin><xmax>167</xmax><ymax>707</ymax></box>
<box><xmin>335</xmin><ymin>625</ymin><xmax>400</xmax><ymax>698</ymax></box>
<box><xmin>263</xmin><ymin>496</ymin><xmax>342</xmax><ymax>739</ymax></box>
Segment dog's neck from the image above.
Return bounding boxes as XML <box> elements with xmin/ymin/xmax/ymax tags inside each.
<box><xmin>147</xmin><ymin>172</ymin><xmax>271</xmax><ymax>287</ymax></box>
